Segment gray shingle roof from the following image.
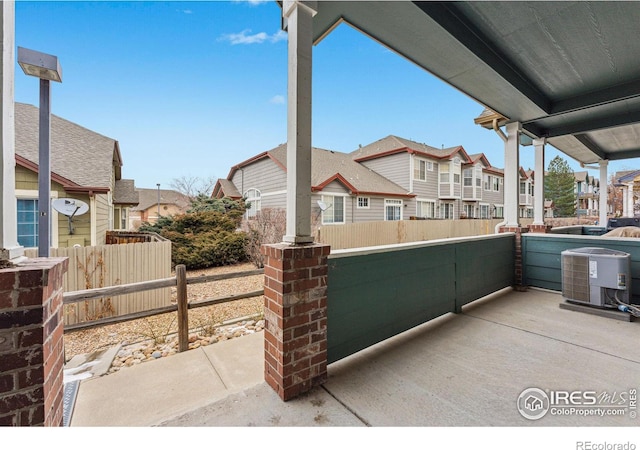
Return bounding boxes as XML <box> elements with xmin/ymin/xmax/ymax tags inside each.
<box><xmin>266</xmin><ymin>144</ymin><xmax>410</xmax><ymax>196</ymax></box>
<box><xmin>215</xmin><ymin>179</ymin><xmax>241</xmax><ymax>198</ymax></box>
<box><xmin>132</xmin><ymin>188</ymin><xmax>190</xmax><ymax>212</ymax></box>
<box><xmin>113</xmin><ymin>179</ymin><xmax>139</xmax><ymax>205</ymax></box>
<box><xmin>15</xmin><ymin>102</ymin><xmax>121</xmax><ymax>188</ymax></box>
<box><xmin>351</xmin><ymin>135</ymin><xmax>466</xmax><ymax>162</ymax></box>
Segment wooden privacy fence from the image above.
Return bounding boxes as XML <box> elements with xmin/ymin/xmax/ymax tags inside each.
<box><xmin>63</xmin><ymin>265</ymin><xmax>264</xmax><ymax>352</ymax></box>
<box><xmin>315</xmin><ymin>218</ymin><xmax>534</xmax><ymax>250</ymax></box>
<box><xmin>26</xmin><ymin>241</ymin><xmax>172</xmax><ymax>326</ymax></box>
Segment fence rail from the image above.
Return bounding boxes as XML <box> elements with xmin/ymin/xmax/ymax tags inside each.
<box><xmin>63</xmin><ymin>266</ymin><xmax>264</xmax><ymax>352</ymax></box>
<box><xmin>26</xmin><ymin>241</ymin><xmax>172</xmax><ymax>325</ymax></box>
<box><xmin>315</xmin><ymin>218</ymin><xmax>534</xmax><ymax>249</ymax></box>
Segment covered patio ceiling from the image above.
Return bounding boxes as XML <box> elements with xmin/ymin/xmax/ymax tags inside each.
<box><xmin>301</xmin><ymin>1</ymin><xmax>640</xmax><ymax>165</ymax></box>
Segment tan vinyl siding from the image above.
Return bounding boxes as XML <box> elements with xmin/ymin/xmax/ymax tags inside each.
<box><xmin>14</xmin><ymin>165</ymin><xmax>92</xmax><ymax>248</ymax></box>
<box><xmin>412</xmin><ymin>159</ymin><xmax>439</xmax><ymax>199</ymax></box>
<box><xmin>359</xmin><ymin>152</ymin><xmax>411</xmax><ymax>190</ymax></box>
<box><xmin>261</xmin><ymin>192</ymin><xmax>286</xmax><ymax>209</ymax></box>
<box><xmin>231</xmin><ymin>157</ymin><xmax>286</xmax><ymax>200</ymax></box>
<box><xmin>57</xmin><ymin>192</ymin><xmax>92</xmax><ymax>247</ymax></box>
<box><xmin>94</xmin><ymin>193</ymin><xmax>110</xmax><ymax>245</ymax></box>
<box><xmin>353</xmin><ymin>196</ymin><xmax>386</xmax><ymax>222</ymax></box>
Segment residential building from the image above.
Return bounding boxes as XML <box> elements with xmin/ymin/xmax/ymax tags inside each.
<box><xmin>213</xmin><ymin>135</ymin><xmax>531</xmax><ymax>224</ymax></box>
<box><xmin>614</xmin><ymin>170</ymin><xmax>640</xmax><ymax>217</ymax></box>
<box><xmin>573</xmin><ymin>171</ymin><xmax>600</xmax><ymax>216</ymax></box>
<box><xmin>519</xmin><ymin>169</ymin><xmax>534</xmax><ymax>218</ymax></box>
<box><xmin>14</xmin><ymin>102</ymin><xmax>138</xmax><ymax>248</ymax></box>
<box><xmin>130</xmin><ymin>188</ymin><xmax>191</xmax><ymax>228</ymax></box>
<box><xmin>212</xmin><ymin>143</ymin><xmax>413</xmax><ymax>225</ymax></box>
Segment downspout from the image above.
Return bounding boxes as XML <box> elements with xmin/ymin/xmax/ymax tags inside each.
<box><xmin>492</xmin><ymin>118</ymin><xmax>509</xmax><ymax>233</ymax></box>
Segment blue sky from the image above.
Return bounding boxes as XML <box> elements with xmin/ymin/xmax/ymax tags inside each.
<box><xmin>14</xmin><ymin>0</ymin><xmax>636</xmax><ymax>191</ymax></box>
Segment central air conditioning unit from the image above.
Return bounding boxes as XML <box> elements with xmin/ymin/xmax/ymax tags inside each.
<box><xmin>561</xmin><ymin>247</ymin><xmax>631</xmax><ymax>309</ymax></box>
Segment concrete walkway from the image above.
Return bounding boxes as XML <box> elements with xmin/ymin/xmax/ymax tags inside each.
<box><xmin>70</xmin><ymin>288</ymin><xmax>640</xmax><ymax>428</ymax></box>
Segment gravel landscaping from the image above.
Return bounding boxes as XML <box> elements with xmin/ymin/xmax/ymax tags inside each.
<box><xmin>63</xmin><ymin>262</ymin><xmax>264</xmax><ymax>364</ymax></box>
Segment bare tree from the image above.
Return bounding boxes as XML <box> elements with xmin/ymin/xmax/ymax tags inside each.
<box><xmin>170</xmin><ymin>175</ymin><xmax>217</xmax><ymax>200</ymax></box>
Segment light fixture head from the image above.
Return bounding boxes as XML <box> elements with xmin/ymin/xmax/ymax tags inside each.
<box><xmin>17</xmin><ymin>47</ymin><xmax>62</xmax><ymax>82</ymax></box>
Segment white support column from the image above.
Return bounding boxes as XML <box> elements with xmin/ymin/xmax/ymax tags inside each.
<box><xmin>598</xmin><ymin>159</ymin><xmax>609</xmax><ymax>227</ymax></box>
<box><xmin>532</xmin><ymin>138</ymin><xmax>546</xmax><ymax>225</ymax></box>
<box><xmin>282</xmin><ymin>0</ymin><xmax>317</xmax><ymax>244</ymax></box>
<box><xmin>599</xmin><ymin>160</ymin><xmax>608</xmax><ymax>226</ymax></box>
<box><xmin>504</xmin><ymin>122</ymin><xmax>521</xmax><ymax>227</ymax></box>
<box><xmin>0</xmin><ymin>2</ymin><xmax>23</xmax><ymax>262</ymax></box>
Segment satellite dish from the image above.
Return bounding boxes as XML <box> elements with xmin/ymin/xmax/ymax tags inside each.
<box><xmin>52</xmin><ymin>198</ymin><xmax>89</xmax><ymax>235</ymax></box>
<box><xmin>52</xmin><ymin>198</ymin><xmax>89</xmax><ymax>217</ymax></box>
<box><xmin>317</xmin><ymin>200</ymin><xmax>330</xmax><ymax>211</ymax></box>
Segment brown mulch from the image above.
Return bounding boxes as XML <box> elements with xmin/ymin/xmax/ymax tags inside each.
<box><xmin>63</xmin><ymin>262</ymin><xmax>264</xmax><ymax>361</ymax></box>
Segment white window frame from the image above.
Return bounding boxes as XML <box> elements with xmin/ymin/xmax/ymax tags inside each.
<box><xmin>494</xmin><ymin>204</ymin><xmax>504</xmax><ymax>219</ymax></box>
<box><xmin>439</xmin><ymin>162</ymin><xmax>450</xmax><ymax>183</ymax></box>
<box><xmin>463</xmin><ymin>168</ymin><xmax>473</xmax><ymax>187</ymax></box>
<box><xmin>357</xmin><ymin>196</ymin><xmax>370</xmax><ymax>209</ymax></box>
<box><xmin>493</xmin><ymin>177</ymin><xmax>500</xmax><ymax>192</ymax></box>
<box><xmin>244</xmin><ymin>188</ymin><xmax>262</xmax><ymax>219</ymax></box>
<box><xmin>321</xmin><ymin>194</ymin><xmax>346</xmax><ymax>224</ymax></box>
<box><xmin>463</xmin><ymin>204</ymin><xmax>475</xmax><ymax>218</ymax></box>
<box><xmin>384</xmin><ymin>199</ymin><xmax>403</xmax><ymax>221</ymax></box>
<box><xmin>417</xmin><ymin>199</ymin><xmax>436</xmax><ymax>219</ymax></box>
<box><xmin>440</xmin><ymin>202</ymin><xmax>454</xmax><ymax>219</ymax></box>
<box><xmin>479</xmin><ymin>203</ymin><xmax>490</xmax><ymax>219</ymax></box>
<box><xmin>15</xmin><ymin>189</ymin><xmax>59</xmax><ymax>248</ymax></box>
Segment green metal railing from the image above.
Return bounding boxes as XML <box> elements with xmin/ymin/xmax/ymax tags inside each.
<box><xmin>326</xmin><ymin>234</ymin><xmax>515</xmax><ymax>364</ymax></box>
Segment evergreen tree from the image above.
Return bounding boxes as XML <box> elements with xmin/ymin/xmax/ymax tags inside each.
<box><xmin>544</xmin><ymin>156</ymin><xmax>576</xmax><ymax>217</ymax></box>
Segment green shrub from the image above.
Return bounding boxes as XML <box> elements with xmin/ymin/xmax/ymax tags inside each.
<box><xmin>140</xmin><ymin>199</ymin><xmax>249</xmax><ymax>269</ymax></box>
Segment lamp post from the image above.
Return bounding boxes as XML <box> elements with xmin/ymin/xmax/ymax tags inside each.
<box><xmin>156</xmin><ymin>183</ymin><xmax>161</xmax><ymax>221</ymax></box>
<box><xmin>17</xmin><ymin>47</ymin><xmax>62</xmax><ymax>257</ymax></box>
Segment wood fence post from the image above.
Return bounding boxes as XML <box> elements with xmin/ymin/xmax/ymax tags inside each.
<box><xmin>176</xmin><ymin>264</ymin><xmax>189</xmax><ymax>352</ymax></box>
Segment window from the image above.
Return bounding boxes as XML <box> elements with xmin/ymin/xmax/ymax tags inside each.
<box><xmin>357</xmin><ymin>197</ymin><xmax>369</xmax><ymax>209</ymax></box>
<box><xmin>441</xmin><ymin>202</ymin><xmax>454</xmax><ymax>219</ymax></box>
<box><xmin>321</xmin><ymin>195</ymin><xmax>345</xmax><ymax>224</ymax></box>
<box><xmin>475</xmin><ymin>166</ymin><xmax>482</xmax><ymax>187</ymax></box>
<box><xmin>463</xmin><ymin>204</ymin><xmax>475</xmax><ymax>218</ymax></box>
<box><xmin>484</xmin><ymin>175</ymin><xmax>490</xmax><ymax>191</ymax></box>
<box><xmin>454</xmin><ymin>173</ymin><xmax>460</xmax><ymax>184</ymax></box>
<box><xmin>417</xmin><ymin>200</ymin><xmax>435</xmax><ymax>218</ymax></box>
<box><xmin>440</xmin><ymin>162</ymin><xmax>450</xmax><ymax>183</ymax></box>
<box><xmin>17</xmin><ymin>199</ymin><xmax>38</xmax><ymax>248</ymax></box>
<box><xmin>495</xmin><ymin>205</ymin><xmax>504</xmax><ymax>219</ymax></box>
<box><xmin>414</xmin><ymin>159</ymin><xmax>433</xmax><ymax>181</ymax></box>
<box><xmin>121</xmin><ymin>208</ymin><xmax>128</xmax><ymax>230</ymax></box>
<box><xmin>520</xmin><ymin>182</ymin><xmax>526</xmax><ymax>195</ymax></box>
<box><xmin>385</xmin><ymin>199</ymin><xmax>402</xmax><ymax>221</ymax></box>
<box><xmin>244</xmin><ymin>188</ymin><xmax>262</xmax><ymax>218</ymax></box>
<box><xmin>493</xmin><ymin>177</ymin><xmax>500</xmax><ymax>191</ymax></box>
<box><xmin>480</xmin><ymin>204</ymin><xmax>490</xmax><ymax>219</ymax></box>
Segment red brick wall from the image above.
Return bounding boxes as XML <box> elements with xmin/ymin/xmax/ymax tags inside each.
<box><xmin>261</xmin><ymin>243</ymin><xmax>330</xmax><ymax>401</ymax></box>
<box><xmin>0</xmin><ymin>258</ymin><xmax>68</xmax><ymax>426</ymax></box>
<box><xmin>499</xmin><ymin>226</ymin><xmax>527</xmax><ymax>290</ymax></box>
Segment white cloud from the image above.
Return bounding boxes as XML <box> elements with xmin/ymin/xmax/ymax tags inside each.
<box><xmin>220</xmin><ymin>29</ymin><xmax>288</xmax><ymax>45</ymax></box>
<box><xmin>271</xmin><ymin>30</ymin><xmax>288</xmax><ymax>43</ymax></box>
<box><xmin>232</xmin><ymin>0</ymin><xmax>269</xmax><ymax>5</ymax></box>
<box><xmin>270</xmin><ymin>95</ymin><xmax>285</xmax><ymax>105</ymax></box>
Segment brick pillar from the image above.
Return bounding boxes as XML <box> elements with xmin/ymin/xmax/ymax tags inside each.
<box><xmin>528</xmin><ymin>224</ymin><xmax>552</xmax><ymax>234</ymax></box>
<box><xmin>0</xmin><ymin>257</ymin><xmax>68</xmax><ymax>426</ymax></box>
<box><xmin>262</xmin><ymin>243</ymin><xmax>330</xmax><ymax>401</ymax></box>
<box><xmin>499</xmin><ymin>226</ymin><xmax>528</xmax><ymax>291</ymax></box>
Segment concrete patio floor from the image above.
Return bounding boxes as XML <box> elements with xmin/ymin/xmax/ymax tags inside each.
<box><xmin>69</xmin><ymin>287</ymin><xmax>640</xmax><ymax>430</ymax></box>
